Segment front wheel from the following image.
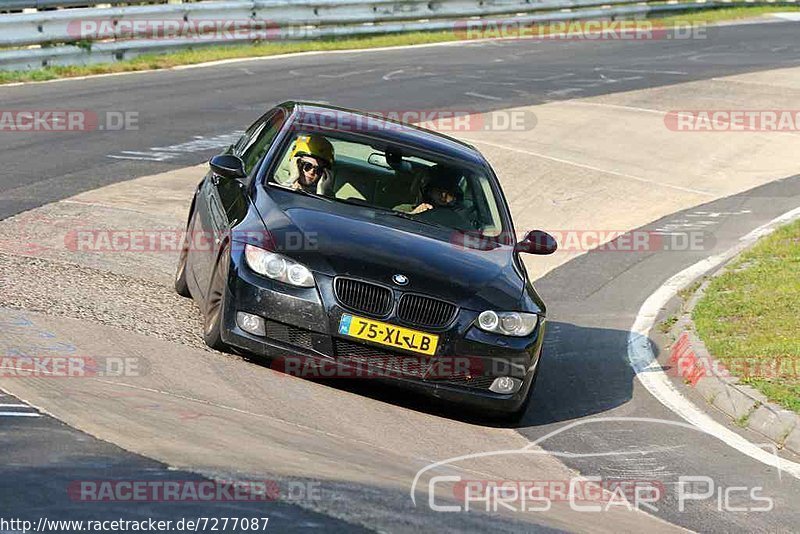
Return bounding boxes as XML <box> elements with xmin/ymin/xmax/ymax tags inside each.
<box><xmin>203</xmin><ymin>246</ymin><xmax>230</xmax><ymax>351</ymax></box>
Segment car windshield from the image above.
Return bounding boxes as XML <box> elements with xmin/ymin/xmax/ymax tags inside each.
<box><xmin>268</xmin><ymin>131</ymin><xmax>506</xmax><ymax>237</ymax></box>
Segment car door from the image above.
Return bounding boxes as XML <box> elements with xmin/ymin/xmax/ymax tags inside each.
<box><xmin>187</xmin><ymin>169</ymin><xmax>224</xmax><ymax>302</ymax></box>
<box><xmin>189</xmin><ymin>109</ymin><xmax>285</xmax><ymax>301</ymax></box>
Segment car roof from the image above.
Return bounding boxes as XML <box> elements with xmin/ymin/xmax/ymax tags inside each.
<box><xmin>279</xmin><ymin>101</ymin><xmax>488</xmax><ymax>167</ymax></box>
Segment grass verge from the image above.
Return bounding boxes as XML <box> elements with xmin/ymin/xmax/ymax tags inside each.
<box><xmin>692</xmin><ymin>219</ymin><xmax>800</xmax><ymax>413</ymax></box>
<box><xmin>1</xmin><ymin>6</ymin><xmax>799</xmax><ymax>85</ymax></box>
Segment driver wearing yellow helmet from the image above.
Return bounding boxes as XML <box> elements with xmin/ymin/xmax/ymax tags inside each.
<box><xmin>288</xmin><ymin>134</ymin><xmax>335</xmax><ymax>196</ymax></box>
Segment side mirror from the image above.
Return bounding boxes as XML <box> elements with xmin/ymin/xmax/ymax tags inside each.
<box><xmin>515</xmin><ymin>230</ymin><xmax>557</xmax><ymax>255</ymax></box>
<box><xmin>209</xmin><ymin>154</ymin><xmax>246</xmax><ymax>180</ymax></box>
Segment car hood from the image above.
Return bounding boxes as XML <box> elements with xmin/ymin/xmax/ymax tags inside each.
<box><xmin>251</xmin><ymin>193</ymin><xmax>524</xmax><ymax>311</ymax></box>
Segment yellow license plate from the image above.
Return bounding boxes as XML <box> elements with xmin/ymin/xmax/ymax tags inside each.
<box><xmin>338</xmin><ymin>314</ymin><xmax>439</xmax><ymax>356</ymax></box>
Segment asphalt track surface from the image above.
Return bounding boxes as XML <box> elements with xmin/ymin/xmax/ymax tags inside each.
<box><xmin>2</xmin><ymin>19</ymin><xmax>800</xmax><ymax>533</ymax></box>
<box><xmin>0</xmin><ymin>396</ymin><xmax>368</xmax><ymax>531</ymax></box>
<box><xmin>2</xmin><ymin>20</ymin><xmax>800</xmax><ymax>220</ymax></box>
<box><xmin>523</xmin><ymin>173</ymin><xmax>800</xmax><ymax>531</ymax></box>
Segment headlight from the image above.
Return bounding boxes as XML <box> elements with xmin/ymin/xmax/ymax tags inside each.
<box><xmin>476</xmin><ymin>310</ymin><xmax>538</xmax><ymax>337</ymax></box>
<box><xmin>244</xmin><ymin>244</ymin><xmax>315</xmax><ymax>287</ymax></box>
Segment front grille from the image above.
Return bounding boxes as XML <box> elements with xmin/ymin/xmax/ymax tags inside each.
<box><xmin>264</xmin><ymin>319</ymin><xmax>314</xmax><ymax>350</ymax></box>
<box><xmin>333</xmin><ymin>339</ymin><xmax>427</xmax><ymax>378</ymax></box>
<box><xmin>397</xmin><ymin>294</ymin><xmax>457</xmax><ymax>329</ymax></box>
<box><xmin>436</xmin><ymin>374</ymin><xmax>496</xmax><ymax>391</ymax></box>
<box><xmin>334</xmin><ymin>277</ymin><xmax>393</xmax><ymax>317</ymax></box>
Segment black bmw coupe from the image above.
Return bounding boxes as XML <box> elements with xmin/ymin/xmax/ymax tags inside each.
<box><xmin>176</xmin><ymin>102</ymin><xmax>556</xmax><ymax>419</ymax></box>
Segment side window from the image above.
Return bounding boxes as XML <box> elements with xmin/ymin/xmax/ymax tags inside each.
<box><xmin>235</xmin><ymin>111</ymin><xmax>283</xmax><ymax>175</ymax></box>
<box><xmin>232</xmin><ymin>114</ymin><xmax>266</xmax><ymax>156</ymax></box>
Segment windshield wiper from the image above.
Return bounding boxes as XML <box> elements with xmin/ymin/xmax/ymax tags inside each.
<box><xmin>380</xmin><ymin>209</ymin><xmax>448</xmax><ymax>230</ymax></box>
<box><xmin>270</xmin><ymin>186</ymin><xmax>449</xmax><ymax>230</ymax></box>
<box><xmin>333</xmin><ymin>196</ymin><xmax>377</xmax><ymax>209</ymax></box>
<box><xmin>327</xmin><ymin>196</ymin><xmax>446</xmax><ymax>228</ymax></box>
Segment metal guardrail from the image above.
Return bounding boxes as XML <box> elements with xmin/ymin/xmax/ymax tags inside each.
<box><xmin>1</xmin><ymin>0</ymin><xmax>663</xmax><ymax>47</ymax></box>
<box><xmin>0</xmin><ymin>0</ymin><xmax>168</xmax><ymax>9</ymax></box>
<box><xmin>0</xmin><ymin>0</ymin><xmax>794</xmax><ymax>71</ymax></box>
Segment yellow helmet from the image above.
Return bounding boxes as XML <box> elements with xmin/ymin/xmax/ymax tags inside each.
<box><xmin>290</xmin><ymin>135</ymin><xmax>334</xmax><ymax>167</ymax></box>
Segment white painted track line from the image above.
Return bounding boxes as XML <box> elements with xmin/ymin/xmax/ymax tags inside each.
<box><xmin>0</xmin><ymin>390</ymin><xmax>41</xmax><ymax>417</ymax></box>
<box><xmin>466</xmin><ymin>138</ymin><xmax>716</xmax><ymax>197</ymax></box>
<box><xmin>464</xmin><ymin>91</ymin><xmax>503</xmax><ymax>101</ymax></box>
<box><xmin>627</xmin><ymin>206</ymin><xmax>800</xmax><ymax>479</ymax></box>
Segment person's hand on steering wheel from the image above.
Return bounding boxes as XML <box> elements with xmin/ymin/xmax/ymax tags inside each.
<box><xmin>409</xmin><ymin>203</ymin><xmax>433</xmax><ymax>215</ymax></box>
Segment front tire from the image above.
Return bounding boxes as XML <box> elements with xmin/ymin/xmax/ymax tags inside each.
<box><xmin>203</xmin><ymin>245</ymin><xmax>230</xmax><ymax>351</ymax></box>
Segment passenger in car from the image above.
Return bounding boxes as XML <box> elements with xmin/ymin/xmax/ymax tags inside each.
<box><xmin>410</xmin><ymin>166</ymin><xmax>461</xmax><ymax>214</ymax></box>
<box><xmin>409</xmin><ymin>166</ymin><xmax>473</xmax><ymax>230</ymax></box>
<box><xmin>288</xmin><ymin>135</ymin><xmax>335</xmax><ymax>196</ymax></box>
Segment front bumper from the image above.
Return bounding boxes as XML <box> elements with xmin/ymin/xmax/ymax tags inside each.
<box><xmin>220</xmin><ymin>256</ymin><xmax>545</xmax><ymax>414</ymax></box>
